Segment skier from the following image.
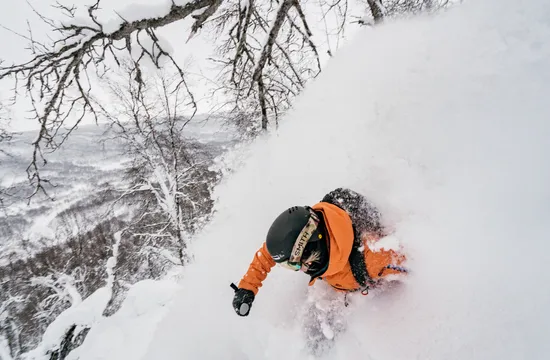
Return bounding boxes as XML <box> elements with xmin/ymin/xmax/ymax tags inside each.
<box><xmin>232</xmin><ymin>188</ymin><xmax>407</xmax><ymax>317</ymax></box>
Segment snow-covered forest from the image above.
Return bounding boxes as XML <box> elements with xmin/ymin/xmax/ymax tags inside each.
<box><xmin>1</xmin><ymin>0</ymin><xmax>550</xmax><ymax>359</ymax></box>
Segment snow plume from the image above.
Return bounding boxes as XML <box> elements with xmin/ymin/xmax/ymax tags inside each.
<box><xmin>76</xmin><ymin>0</ymin><xmax>550</xmax><ymax>359</ymax></box>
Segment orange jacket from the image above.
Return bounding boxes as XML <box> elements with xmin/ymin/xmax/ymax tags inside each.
<box><xmin>238</xmin><ymin>202</ymin><xmax>406</xmax><ymax>295</ymax></box>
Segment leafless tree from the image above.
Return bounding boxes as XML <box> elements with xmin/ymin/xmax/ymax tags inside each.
<box><xmin>365</xmin><ymin>0</ymin><xmax>385</xmax><ymax>23</ymax></box>
<box><xmin>210</xmin><ymin>0</ymin><xmax>321</xmax><ymax>133</ymax></box>
<box><xmin>0</xmin><ymin>102</ymin><xmax>11</xmax><ymax>149</ymax></box>
<box><xmin>0</xmin><ymin>294</ymin><xmax>25</xmax><ymax>359</ymax></box>
<box><xmin>0</xmin><ymin>128</ymin><xmax>10</xmax><ymax>145</ymax></box>
<box><xmin>0</xmin><ymin>214</ymin><xmax>124</xmax><ymax>355</ymax></box>
<box><xmin>0</xmin><ymin>107</ymin><xmax>15</xmax><ymax>210</ymax></box>
<box><xmin>98</xmin><ymin>64</ymin><xmax>218</xmax><ymax>269</ymax></box>
<box><xmin>383</xmin><ymin>0</ymin><xmax>450</xmax><ymax>17</ymax></box>
<box><xmin>360</xmin><ymin>0</ymin><xmax>452</xmax><ymax>23</ymax></box>
<box><xmin>30</xmin><ymin>269</ymin><xmax>86</xmax><ymax>321</ymax></box>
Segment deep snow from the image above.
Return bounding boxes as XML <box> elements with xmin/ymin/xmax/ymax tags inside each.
<box><xmin>42</xmin><ymin>0</ymin><xmax>550</xmax><ymax>358</ymax></box>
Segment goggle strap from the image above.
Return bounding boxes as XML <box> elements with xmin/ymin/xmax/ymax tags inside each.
<box><xmin>288</xmin><ymin>212</ymin><xmax>319</xmax><ymax>264</ymax></box>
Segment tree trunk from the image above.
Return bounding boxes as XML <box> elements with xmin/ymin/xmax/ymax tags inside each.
<box><xmin>367</xmin><ymin>0</ymin><xmax>384</xmax><ymax>23</ymax></box>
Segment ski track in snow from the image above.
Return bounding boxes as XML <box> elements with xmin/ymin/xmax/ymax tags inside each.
<box><xmin>58</xmin><ymin>0</ymin><xmax>550</xmax><ymax>359</ymax></box>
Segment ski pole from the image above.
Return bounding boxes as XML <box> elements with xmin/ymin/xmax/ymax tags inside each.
<box><xmin>230</xmin><ymin>283</ymin><xmax>239</xmax><ymax>292</ymax></box>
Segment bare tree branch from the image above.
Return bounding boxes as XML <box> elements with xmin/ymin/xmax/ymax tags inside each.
<box><xmin>0</xmin><ymin>0</ymin><xmax>217</xmax><ymax>198</ymax></box>
<box><xmin>252</xmin><ymin>0</ymin><xmax>295</xmax><ymax>84</ymax></box>
<box><xmin>0</xmin><ymin>0</ymin><xmax>453</xmax><ymax>198</ymax></box>
<box><xmin>212</xmin><ymin>0</ymin><xmax>324</xmax><ymax>133</ymax></box>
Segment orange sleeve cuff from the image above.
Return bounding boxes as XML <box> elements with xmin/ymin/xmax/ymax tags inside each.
<box><xmin>238</xmin><ymin>242</ymin><xmax>276</xmax><ymax>295</ymax></box>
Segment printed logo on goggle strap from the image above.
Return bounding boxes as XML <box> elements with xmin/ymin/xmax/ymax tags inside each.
<box><xmin>289</xmin><ymin>216</ymin><xmax>319</xmax><ymax>263</ymax></box>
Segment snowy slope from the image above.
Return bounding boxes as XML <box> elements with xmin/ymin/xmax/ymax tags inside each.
<box><xmin>73</xmin><ymin>0</ymin><xmax>550</xmax><ymax>359</ymax></box>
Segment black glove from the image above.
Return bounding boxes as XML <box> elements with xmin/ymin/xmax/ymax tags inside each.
<box><xmin>232</xmin><ymin>288</ymin><xmax>255</xmax><ymax>316</ymax></box>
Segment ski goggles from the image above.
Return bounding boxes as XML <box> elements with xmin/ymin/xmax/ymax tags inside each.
<box><xmin>279</xmin><ymin>261</ymin><xmax>303</xmax><ymax>271</ymax></box>
<box><xmin>279</xmin><ymin>209</ymin><xmax>320</xmax><ymax>271</ymax></box>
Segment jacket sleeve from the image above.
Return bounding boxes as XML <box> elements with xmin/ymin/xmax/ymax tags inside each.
<box><xmin>238</xmin><ymin>242</ymin><xmax>276</xmax><ymax>295</ymax></box>
<box><xmin>321</xmin><ymin>188</ymin><xmax>383</xmax><ymax>235</ymax></box>
<box><xmin>365</xmin><ymin>247</ymin><xmax>407</xmax><ymax>280</ymax></box>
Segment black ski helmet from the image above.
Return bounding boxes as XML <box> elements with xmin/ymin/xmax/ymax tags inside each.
<box><xmin>266</xmin><ymin>206</ymin><xmax>322</xmax><ymax>263</ymax></box>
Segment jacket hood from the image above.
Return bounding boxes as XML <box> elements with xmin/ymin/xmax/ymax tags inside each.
<box><xmin>311</xmin><ymin>202</ymin><xmax>354</xmax><ymax>277</ymax></box>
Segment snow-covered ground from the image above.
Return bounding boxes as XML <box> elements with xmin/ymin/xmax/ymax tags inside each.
<box><xmin>25</xmin><ymin>0</ymin><xmax>550</xmax><ymax>358</ymax></box>
<box><xmin>0</xmin><ymin>117</ymin><xmax>237</xmax><ymax>263</ymax></box>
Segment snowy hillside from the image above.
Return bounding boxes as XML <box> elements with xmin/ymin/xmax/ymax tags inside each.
<box><xmin>0</xmin><ymin>125</ymin><xmax>127</xmax><ymax>259</ymax></box>
<box><xmin>30</xmin><ymin>0</ymin><xmax>550</xmax><ymax>358</ymax></box>
<box><xmin>0</xmin><ymin>119</ymin><xmax>236</xmax><ymax>263</ymax></box>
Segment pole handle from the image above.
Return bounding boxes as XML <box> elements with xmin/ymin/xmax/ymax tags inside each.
<box><xmin>230</xmin><ymin>283</ymin><xmax>239</xmax><ymax>292</ymax></box>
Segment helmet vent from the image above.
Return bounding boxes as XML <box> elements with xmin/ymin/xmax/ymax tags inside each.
<box><xmin>288</xmin><ymin>206</ymin><xmax>299</xmax><ymax>213</ymax></box>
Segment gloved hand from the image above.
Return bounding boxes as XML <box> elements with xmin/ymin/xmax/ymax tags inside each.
<box><xmin>232</xmin><ymin>288</ymin><xmax>255</xmax><ymax>316</ymax></box>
